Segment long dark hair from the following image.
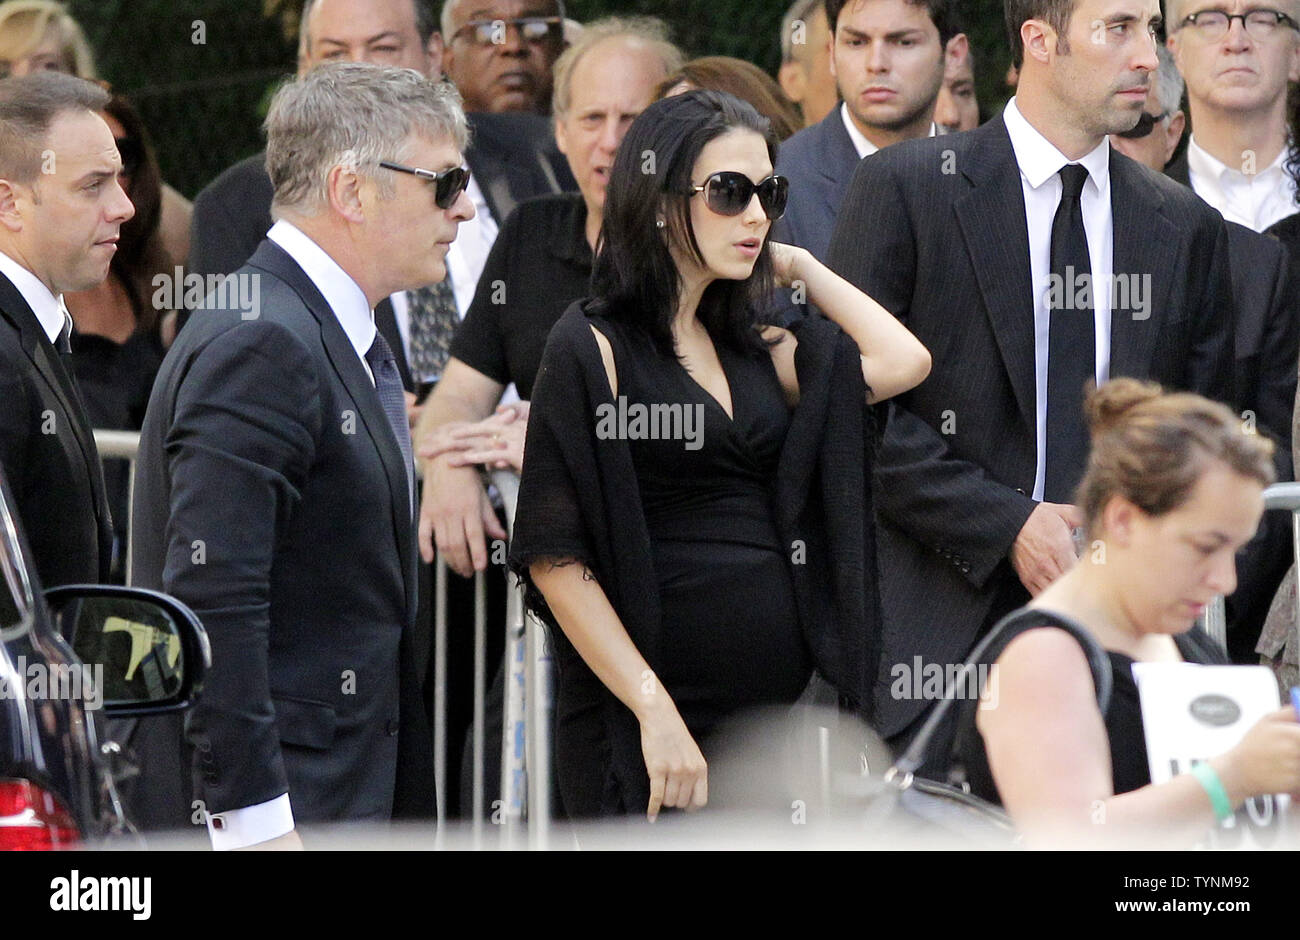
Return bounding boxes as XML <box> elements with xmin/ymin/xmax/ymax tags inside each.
<box><xmin>103</xmin><ymin>93</ymin><xmax>171</xmax><ymax>333</ymax></box>
<box><xmin>591</xmin><ymin>89</ymin><xmax>778</xmax><ymax>358</ymax></box>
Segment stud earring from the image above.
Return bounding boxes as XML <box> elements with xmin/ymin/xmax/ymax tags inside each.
<box><xmin>655</xmin><ymin>219</ymin><xmax>665</xmax><ymax>229</ymax></box>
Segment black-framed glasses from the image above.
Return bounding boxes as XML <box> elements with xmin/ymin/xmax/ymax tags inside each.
<box><xmin>451</xmin><ymin>16</ymin><xmax>564</xmax><ymax>46</ymax></box>
<box><xmin>1178</xmin><ymin>8</ymin><xmax>1300</xmax><ymax>40</ymax></box>
<box><xmin>688</xmin><ymin>172</ymin><xmax>789</xmax><ymax>221</ymax></box>
<box><xmin>378</xmin><ymin>161</ymin><xmax>471</xmax><ymax>209</ymax></box>
<box><xmin>1115</xmin><ymin>110</ymin><xmax>1168</xmax><ymax>140</ymax></box>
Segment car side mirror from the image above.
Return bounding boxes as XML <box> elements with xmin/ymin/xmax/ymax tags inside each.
<box><xmin>43</xmin><ymin>586</ymin><xmax>210</xmax><ymax>717</ymax></box>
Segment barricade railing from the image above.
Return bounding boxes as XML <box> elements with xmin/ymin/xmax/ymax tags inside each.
<box><xmin>92</xmin><ymin>429</ymin><xmax>141</xmax><ymax>586</ymax></box>
<box><xmin>1201</xmin><ymin>481</ymin><xmax>1300</xmax><ymax>652</ymax></box>
<box><xmin>430</xmin><ymin>467</ymin><xmax>553</xmax><ymax>848</ymax></box>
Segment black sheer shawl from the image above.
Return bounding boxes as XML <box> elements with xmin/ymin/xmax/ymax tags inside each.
<box><xmin>508</xmin><ymin>299</ymin><xmax>884</xmax><ymax>812</ymax></box>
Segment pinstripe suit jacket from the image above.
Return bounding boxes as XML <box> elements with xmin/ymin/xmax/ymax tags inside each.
<box><xmin>828</xmin><ymin>115</ymin><xmax>1237</xmax><ymax>736</ymax></box>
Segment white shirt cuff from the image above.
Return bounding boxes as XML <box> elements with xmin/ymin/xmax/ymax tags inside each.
<box><xmin>205</xmin><ymin>793</ymin><xmax>295</xmax><ymax>850</ymax></box>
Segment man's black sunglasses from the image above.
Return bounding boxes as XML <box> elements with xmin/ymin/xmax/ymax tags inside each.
<box><xmin>688</xmin><ymin>171</ymin><xmax>789</xmax><ymax>221</ymax></box>
<box><xmin>1115</xmin><ymin>110</ymin><xmax>1167</xmax><ymax>140</ymax></box>
<box><xmin>379</xmin><ymin>160</ymin><xmax>471</xmax><ymax>209</ymax></box>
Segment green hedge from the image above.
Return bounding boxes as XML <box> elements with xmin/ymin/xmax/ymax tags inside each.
<box><xmin>69</xmin><ymin>0</ymin><xmax>1013</xmax><ymax>198</ymax></box>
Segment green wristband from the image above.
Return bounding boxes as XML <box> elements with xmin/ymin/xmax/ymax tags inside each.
<box><xmin>1191</xmin><ymin>761</ymin><xmax>1234</xmax><ymax>823</ymax></box>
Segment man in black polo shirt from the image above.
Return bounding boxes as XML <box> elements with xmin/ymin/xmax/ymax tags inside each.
<box><xmin>412</xmin><ymin>17</ymin><xmax>680</xmax><ymax>815</ymax></box>
<box><xmin>415</xmin><ymin>19</ymin><xmax>678</xmax><ymax>574</ymax></box>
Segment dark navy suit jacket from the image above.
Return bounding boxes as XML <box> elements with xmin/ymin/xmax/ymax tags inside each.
<box><xmin>773</xmin><ymin>105</ymin><xmax>861</xmax><ymax>263</ymax></box>
<box><xmin>131</xmin><ymin>240</ymin><xmax>432</xmax><ymax>824</ymax></box>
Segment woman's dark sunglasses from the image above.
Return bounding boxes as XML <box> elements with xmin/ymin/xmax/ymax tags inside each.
<box><xmin>688</xmin><ymin>172</ymin><xmax>789</xmax><ymax>221</ymax></box>
<box><xmin>379</xmin><ymin>160</ymin><xmax>471</xmax><ymax>209</ymax></box>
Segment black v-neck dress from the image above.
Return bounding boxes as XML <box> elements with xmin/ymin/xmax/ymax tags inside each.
<box><xmin>553</xmin><ymin>318</ymin><xmax>813</xmax><ymax>817</ymax></box>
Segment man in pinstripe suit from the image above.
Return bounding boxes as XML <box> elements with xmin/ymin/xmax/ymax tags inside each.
<box><xmin>828</xmin><ymin>0</ymin><xmax>1237</xmax><ymax>751</ymax></box>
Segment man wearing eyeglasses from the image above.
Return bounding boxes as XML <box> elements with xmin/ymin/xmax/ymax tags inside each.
<box><xmin>133</xmin><ymin>64</ymin><xmax>474</xmax><ymax>849</ymax></box>
<box><xmin>1115</xmin><ymin>43</ymin><xmax>1299</xmax><ymax>665</ymax></box>
<box><xmin>440</xmin><ymin>0</ymin><xmax>566</xmax><ymax>115</ymax></box>
<box><xmin>1166</xmin><ymin>0</ymin><xmax>1300</xmax><ymax>231</ymax></box>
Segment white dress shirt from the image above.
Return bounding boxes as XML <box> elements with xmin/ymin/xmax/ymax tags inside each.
<box><xmin>269</xmin><ymin>219</ymin><xmax>377</xmax><ymax>383</ymax></box>
<box><xmin>839</xmin><ymin>101</ymin><xmax>938</xmax><ymax>159</ymax></box>
<box><xmin>203</xmin><ymin>219</ymin><xmax>378</xmax><ymax>851</ymax></box>
<box><xmin>0</xmin><ymin>248</ymin><xmax>67</xmax><ymax>345</ymax></box>
<box><xmin>1186</xmin><ymin>135</ymin><xmax>1299</xmax><ymax>233</ymax></box>
<box><xmin>443</xmin><ymin>171</ymin><xmax>498</xmax><ymax>317</ymax></box>
<box><xmin>1003</xmin><ymin>97</ymin><xmax>1114</xmax><ymax>503</ymax></box>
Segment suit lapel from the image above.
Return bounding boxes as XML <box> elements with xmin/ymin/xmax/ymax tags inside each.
<box><xmin>1108</xmin><ymin>157</ymin><xmax>1178</xmax><ymax>379</ymax></box>
<box><xmin>952</xmin><ymin>118</ymin><xmax>1037</xmax><ymax>429</ymax></box>
<box><xmin>816</xmin><ymin>109</ymin><xmax>863</xmax><ymax>222</ymax></box>
<box><xmin>246</xmin><ymin>242</ymin><xmax>416</xmax><ymax>613</ymax></box>
<box><xmin>467</xmin><ymin>146</ymin><xmax>517</xmax><ymax>226</ymax></box>
<box><xmin>0</xmin><ymin>274</ymin><xmax>110</xmax><ymax>532</ymax></box>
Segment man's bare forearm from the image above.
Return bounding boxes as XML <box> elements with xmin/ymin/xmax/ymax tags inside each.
<box><xmin>414</xmin><ymin>359</ymin><xmax>506</xmax><ymax>466</ymax></box>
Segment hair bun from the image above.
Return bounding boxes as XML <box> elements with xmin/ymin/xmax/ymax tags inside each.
<box><xmin>1085</xmin><ymin>377</ymin><xmax>1164</xmax><ymax>439</ymax></box>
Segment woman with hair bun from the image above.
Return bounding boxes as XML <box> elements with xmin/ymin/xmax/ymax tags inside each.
<box><xmin>958</xmin><ymin>378</ymin><xmax>1300</xmax><ymax>846</ymax></box>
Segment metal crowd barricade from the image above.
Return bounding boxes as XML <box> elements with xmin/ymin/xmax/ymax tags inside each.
<box><xmin>92</xmin><ymin>429</ymin><xmax>141</xmax><ymax>585</ymax></box>
<box><xmin>430</xmin><ymin>467</ymin><xmax>553</xmax><ymax>848</ymax></box>
<box><xmin>1201</xmin><ymin>481</ymin><xmax>1300</xmax><ymax>652</ymax></box>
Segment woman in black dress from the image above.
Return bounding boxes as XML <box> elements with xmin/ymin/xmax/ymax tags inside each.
<box><xmin>509</xmin><ymin>90</ymin><xmax>930</xmax><ymax>820</ymax></box>
<box><xmin>964</xmin><ymin>378</ymin><xmax>1300</xmax><ymax>846</ymax></box>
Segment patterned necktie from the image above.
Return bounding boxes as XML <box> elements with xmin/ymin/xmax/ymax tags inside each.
<box><xmin>1044</xmin><ymin>163</ymin><xmax>1095</xmax><ymax>504</ymax></box>
<box><xmin>364</xmin><ymin>331</ymin><xmax>415</xmax><ymax>510</ymax></box>
<box><xmin>405</xmin><ymin>275</ymin><xmax>460</xmax><ymax>385</ymax></box>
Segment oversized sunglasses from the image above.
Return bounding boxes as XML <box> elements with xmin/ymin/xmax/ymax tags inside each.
<box><xmin>1115</xmin><ymin>110</ymin><xmax>1167</xmax><ymax>140</ymax></box>
<box><xmin>379</xmin><ymin>161</ymin><xmax>471</xmax><ymax>209</ymax></box>
<box><xmin>688</xmin><ymin>172</ymin><xmax>789</xmax><ymax>220</ymax></box>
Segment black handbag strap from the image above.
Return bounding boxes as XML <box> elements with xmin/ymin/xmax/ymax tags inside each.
<box><xmin>891</xmin><ymin>607</ymin><xmax>1113</xmax><ymax>779</ymax></box>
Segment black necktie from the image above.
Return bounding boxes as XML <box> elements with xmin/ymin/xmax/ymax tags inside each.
<box><xmin>1044</xmin><ymin>163</ymin><xmax>1095</xmax><ymax>503</ymax></box>
<box><xmin>56</xmin><ymin>296</ymin><xmax>73</xmax><ymax>357</ymax></box>
<box><xmin>364</xmin><ymin>331</ymin><xmax>415</xmax><ymax>511</ymax></box>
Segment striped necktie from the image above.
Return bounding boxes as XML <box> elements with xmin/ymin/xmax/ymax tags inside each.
<box><xmin>364</xmin><ymin>330</ymin><xmax>415</xmax><ymax>511</ymax></box>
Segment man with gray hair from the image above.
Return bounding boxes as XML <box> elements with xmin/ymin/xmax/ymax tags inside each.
<box><xmin>1166</xmin><ymin>0</ymin><xmax>1300</xmax><ymax>232</ymax></box>
<box><xmin>777</xmin><ymin>0</ymin><xmax>838</xmax><ymax>127</ymax></box>
<box><xmin>1116</xmin><ymin>45</ymin><xmax>1300</xmax><ymax>664</ymax></box>
<box><xmin>0</xmin><ymin>72</ymin><xmax>128</xmax><ymax>590</ymax></box>
<box><xmin>133</xmin><ymin>63</ymin><xmax>473</xmax><ymax>849</ymax></box>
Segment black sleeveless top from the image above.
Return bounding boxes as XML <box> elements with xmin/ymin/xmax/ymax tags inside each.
<box><xmin>957</xmin><ymin>611</ymin><xmax>1229</xmax><ymax>804</ymax></box>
